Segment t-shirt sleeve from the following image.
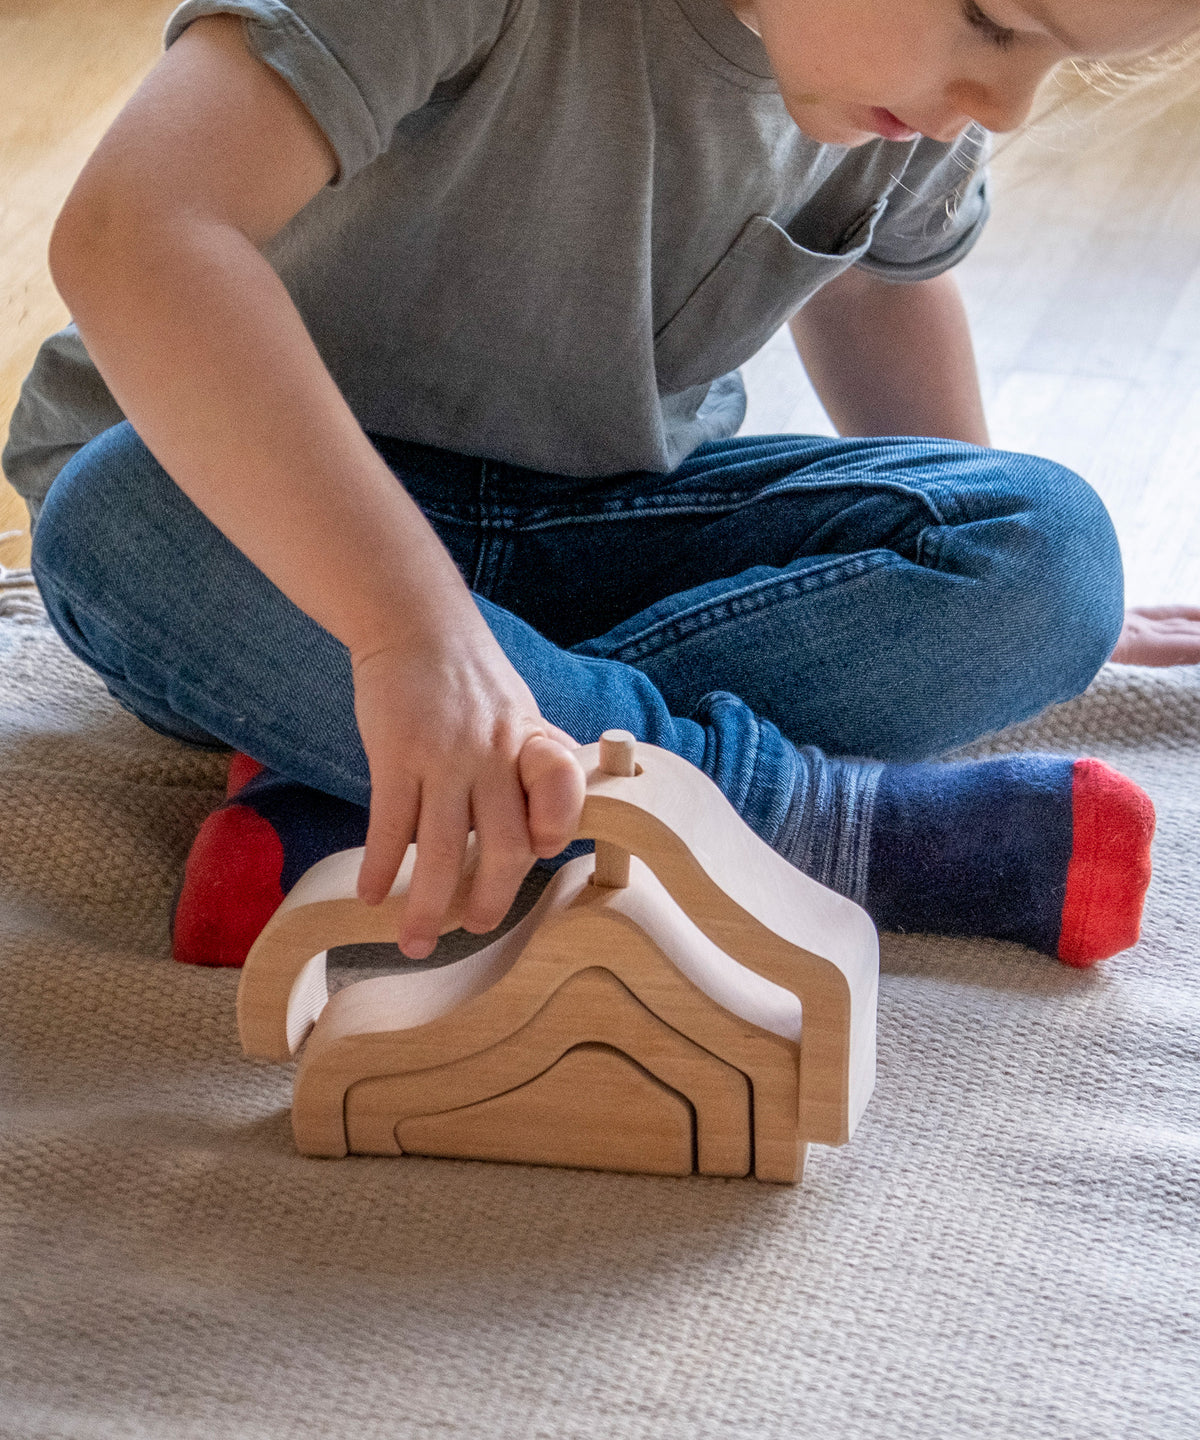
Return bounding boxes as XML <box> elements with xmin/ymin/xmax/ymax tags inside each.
<box><xmin>163</xmin><ymin>0</ymin><xmax>512</xmax><ymax>186</ymax></box>
<box><xmin>854</xmin><ymin>124</ymin><xmax>991</xmax><ymax>282</ymax></box>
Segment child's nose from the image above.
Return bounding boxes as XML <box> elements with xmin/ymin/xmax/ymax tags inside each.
<box><xmin>943</xmin><ymin>73</ymin><xmax>1043</xmax><ymax>135</ymax></box>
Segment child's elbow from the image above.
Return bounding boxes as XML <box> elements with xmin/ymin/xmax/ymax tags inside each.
<box><xmin>48</xmin><ymin>160</ymin><xmax>157</xmax><ymax>307</ymax></box>
<box><xmin>48</xmin><ymin>218</ymin><xmax>87</xmax><ymax>308</ymax></box>
<box><xmin>49</xmin><ymin>181</ymin><xmax>115</xmax><ymax>305</ymax></box>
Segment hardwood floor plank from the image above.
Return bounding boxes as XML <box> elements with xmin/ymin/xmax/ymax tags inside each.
<box><xmin>0</xmin><ymin>0</ymin><xmax>171</xmax><ymax>567</ymax></box>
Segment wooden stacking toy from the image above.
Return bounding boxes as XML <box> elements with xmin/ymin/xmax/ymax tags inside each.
<box><xmin>237</xmin><ymin>731</ymin><xmax>879</xmax><ymax>1182</ymax></box>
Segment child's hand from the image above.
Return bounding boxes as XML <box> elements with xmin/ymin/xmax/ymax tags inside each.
<box><xmin>349</xmin><ymin>630</ymin><xmax>586</xmax><ymax>959</ymax></box>
<box><xmin>1109</xmin><ymin>606</ymin><xmax>1200</xmax><ymax>667</ymax></box>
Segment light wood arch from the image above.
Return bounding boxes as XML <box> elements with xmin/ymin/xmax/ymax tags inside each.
<box><xmin>237</xmin><ymin>735</ymin><xmax>879</xmax><ymax>1183</ymax></box>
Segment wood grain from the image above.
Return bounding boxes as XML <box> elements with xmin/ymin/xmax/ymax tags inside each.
<box><xmin>342</xmin><ymin>970</ymin><xmax>752</xmax><ymax>1177</ymax></box>
<box><xmin>298</xmin><ymin>880</ymin><xmax>805</xmax><ymax>1179</ymax></box>
<box><xmin>394</xmin><ymin>1044</ymin><xmax>698</xmax><ymax>1177</ymax></box>
<box><xmin>240</xmin><ymin>737</ymin><xmax>878</xmax><ymax>1182</ymax></box>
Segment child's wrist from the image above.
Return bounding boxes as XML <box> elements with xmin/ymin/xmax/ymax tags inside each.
<box><xmin>344</xmin><ymin>588</ymin><xmax>490</xmax><ymax>667</ymax></box>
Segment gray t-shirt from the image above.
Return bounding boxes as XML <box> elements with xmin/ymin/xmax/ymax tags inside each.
<box><xmin>3</xmin><ymin>0</ymin><xmax>989</xmax><ymax>525</ymax></box>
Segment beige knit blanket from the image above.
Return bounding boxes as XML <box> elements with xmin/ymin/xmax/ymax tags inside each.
<box><xmin>1</xmin><ymin>569</ymin><xmax>1197</xmax><ymax>1440</ymax></box>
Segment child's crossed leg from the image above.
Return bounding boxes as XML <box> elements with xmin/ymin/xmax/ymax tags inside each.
<box><xmin>30</xmin><ymin>420</ymin><xmax>1154</xmax><ymax>968</ymax></box>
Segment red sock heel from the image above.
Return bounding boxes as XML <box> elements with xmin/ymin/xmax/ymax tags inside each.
<box><xmin>1058</xmin><ymin>759</ymin><xmax>1156</xmax><ymax>967</ymax></box>
<box><xmin>225</xmin><ymin>751</ymin><xmax>265</xmax><ymax>797</ymax></box>
<box><xmin>172</xmin><ymin>758</ymin><xmax>370</xmax><ymax>967</ymax></box>
<box><xmin>172</xmin><ymin>753</ymin><xmax>281</xmax><ymax>967</ymax></box>
<box><xmin>171</xmin><ymin>805</ymin><xmax>286</xmax><ymax>967</ymax></box>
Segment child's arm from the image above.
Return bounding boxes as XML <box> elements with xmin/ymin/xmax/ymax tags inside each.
<box><xmin>788</xmin><ymin>265</ymin><xmax>989</xmax><ymax>446</ymax></box>
<box><xmin>48</xmin><ymin>15</ymin><xmax>585</xmax><ymax>959</ymax></box>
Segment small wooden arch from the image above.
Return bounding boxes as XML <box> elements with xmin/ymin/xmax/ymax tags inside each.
<box><xmin>237</xmin><ymin>733</ymin><xmax>879</xmax><ymax>1182</ymax></box>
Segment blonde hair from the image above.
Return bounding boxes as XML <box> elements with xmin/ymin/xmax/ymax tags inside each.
<box><xmin>1013</xmin><ymin>30</ymin><xmax>1200</xmax><ymax>155</ymax></box>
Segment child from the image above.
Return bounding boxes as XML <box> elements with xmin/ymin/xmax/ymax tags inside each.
<box><xmin>6</xmin><ymin>0</ymin><xmax>1193</xmax><ymax>968</ymax></box>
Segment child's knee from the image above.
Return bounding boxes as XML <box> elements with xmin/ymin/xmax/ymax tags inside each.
<box><xmin>1037</xmin><ymin>457</ymin><xmax>1122</xmax><ymax>624</ymax></box>
<box><xmin>32</xmin><ymin>421</ymin><xmax>171</xmax><ymax>597</ymax></box>
<box><xmin>1005</xmin><ymin>454</ymin><xmax>1124</xmax><ymax>686</ymax></box>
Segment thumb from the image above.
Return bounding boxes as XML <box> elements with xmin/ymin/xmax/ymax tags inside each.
<box><xmin>519</xmin><ymin>732</ymin><xmax>586</xmax><ymax>857</ymax></box>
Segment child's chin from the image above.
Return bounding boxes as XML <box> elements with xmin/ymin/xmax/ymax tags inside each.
<box><xmin>782</xmin><ymin>101</ymin><xmax>881</xmax><ymax>148</ymax></box>
<box><xmin>792</xmin><ymin>118</ymin><xmax>881</xmax><ymax>148</ymax></box>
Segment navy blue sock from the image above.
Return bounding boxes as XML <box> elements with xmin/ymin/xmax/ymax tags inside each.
<box><xmin>771</xmin><ymin>747</ymin><xmax>1154</xmax><ymax>963</ymax></box>
<box><xmin>864</xmin><ymin>754</ymin><xmax>1074</xmax><ymax>952</ymax></box>
<box><xmin>174</xmin><ymin>742</ymin><xmax>1153</xmax><ymax>969</ymax></box>
<box><xmin>172</xmin><ymin>766</ymin><xmax>368</xmax><ymax>966</ymax></box>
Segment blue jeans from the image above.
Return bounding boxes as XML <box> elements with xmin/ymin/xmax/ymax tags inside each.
<box><xmin>30</xmin><ymin>423</ymin><xmax>1124</xmax><ymax>853</ymax></box>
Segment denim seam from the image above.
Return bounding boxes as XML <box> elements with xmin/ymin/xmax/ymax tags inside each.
<box><xmin>912</xmin><ymin>485</ymin><xmax>967</xmax><ymax>571</ymax></box>
<box><xmin>752</xmin><ymin>472</ymin><xmax>953</xmax><ymax>523</ymax></box>
<box><xmin>515</xmin><ymin>502</ymin><xmax>750</xmax><ymax>530</ymax></box>
<box><xmin>514</xmin><ymin>483</ymin><xmax>952</xmax><ymax>533</ymax></box>
<box><xmin>418</xmin><ymin>496</ymin><xmax>755</xmax><ymax>530</ymax></box>
<box><xmin>603</xmin><ymin>551</ymin><xmax>898</xmax><ymax>664</ymax></box>
<box><xmin>915</xmin><ymin>522</ymin><xmax>942</xmax><ymax>572</ymax></box>
<box><xmin>475</xmin><ymin>464</ymin><xmax>513</xmax><ymax>596</ymax></box>
<box><xmin>417</xmin><ymin>472</ymin><xmax>955</xmax><ymax>535</ymax></box>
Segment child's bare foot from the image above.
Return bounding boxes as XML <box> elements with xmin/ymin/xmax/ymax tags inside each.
<box><xmin>1110</xmin><ymin>606</ymin><xmax>1200</xmax><ymax>666</ymax></box>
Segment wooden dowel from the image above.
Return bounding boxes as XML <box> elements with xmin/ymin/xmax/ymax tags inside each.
<box><xmin>598</xmin><ymin>731</ymin><xmax>637</xmax><ymax>777</ymax></box>
<box><xmin>592</xmin><ymin>730</ymin><xmax>637</xmax><ymax>888</ymax></box>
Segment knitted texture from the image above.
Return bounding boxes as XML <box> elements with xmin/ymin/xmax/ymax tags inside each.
<box><xmin>1</xmin><ymin>585</ymin><xmax>1197</xmax><ymax>1440</ymax></box>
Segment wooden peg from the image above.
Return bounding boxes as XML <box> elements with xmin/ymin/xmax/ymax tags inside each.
<box><xmin>593</xmin><ymin>730</ymin><xmax>637</xmax><ymax>889</ymax></box>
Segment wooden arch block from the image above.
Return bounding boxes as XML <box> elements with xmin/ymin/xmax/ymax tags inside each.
<box><xmin>395</xmin><ymin>1044</ymin><xmax>697</xmax><ymax>1176</ymax></box>
<box><xmin>328</xmin><ymin>961</ymin><xmax>755</xmax><ymax>1177</ymax></box>
<box><xmin>237</xmin><ymin>734</ymin><xmax>880</xmax><ymax>1183</ymax></box>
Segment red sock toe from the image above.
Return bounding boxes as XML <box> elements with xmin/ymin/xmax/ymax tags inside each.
<box><xmin>225</xmin><ymin>751</ymin><xmax>266</xmax><ymax>798</ymax></box>
<box><xmin>1058</xmin><ymin>759</ymin><xmax>1155</xmax><ymax>967</ymax></box>
<box><xmin>172</xmin><ymin>803</ymin><xmax>285</xmax><ymax>967</ymax></box>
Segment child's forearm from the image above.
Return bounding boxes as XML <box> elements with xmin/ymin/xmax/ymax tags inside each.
<box><xmin>48</xmin><ymin>209</ymin><xmax>482</xmax><ymax>661</ymax></box>
<box><xmin>41</xmin><ymin>12</ymin><xmax>585</xmax><ymax>958</ymax></box>
<box><xmin>788</xmin><ymin>268</ymin><xmax>990</xmax><ymax>446</ymax></box>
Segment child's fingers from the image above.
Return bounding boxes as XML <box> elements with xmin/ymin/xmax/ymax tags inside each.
<box><xmin>357</xmin><ymin>776</ymin><xmax>420</xmax><ymax>906</ymax></box>
<box><xmin>519</xmin><ymin>733</ymin><xmax>587</xmax><ymax>858</ymax></box>
<box><xmin>1111</xmin><ymin>607</ymin><xmax>1200</xmax><ymax>666</ymax></box>
<box><xmin>461</xmin><ymin>770</ymin><xmax>537</xmax><ymax>934</ymax></box>
<box><xmin>397</xmin><ymin>786</ymin><xmax>472</xmax><ymax>960</ymax></box>
<box><xmin>1125</xmin><ymin>605</ymin><xmax>1200</xmax><ymax>621</ymax></box>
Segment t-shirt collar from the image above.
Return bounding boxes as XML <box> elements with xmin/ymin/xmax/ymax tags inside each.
<box><xmin>670</xmin><ymin>0</ymin><xmax>776</xmax><ymax>79</ymax></box>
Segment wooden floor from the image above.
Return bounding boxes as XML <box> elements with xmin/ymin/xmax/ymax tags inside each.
<box><xmin>2</xmin><ymin>2</ymin><xmax>1199</xmax><ymax>604</ymax></box>
<box><xmin>0</xmin><ymin>0</ymin><xmax>172</xmax><ymax>566</ymax></box>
